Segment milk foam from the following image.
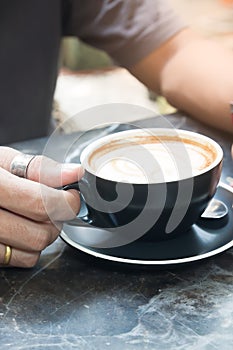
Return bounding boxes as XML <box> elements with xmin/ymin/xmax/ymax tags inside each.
<box><xmin>91</xmin><ymin>139</ymin><xmax>213</xmax><ymax>183</ymax></box>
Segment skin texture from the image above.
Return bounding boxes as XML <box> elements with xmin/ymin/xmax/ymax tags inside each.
<box><xmin>0</xmin><ymin>147</ymin><xmax>84</xmax><ymax>267</ymax></box>
<box><xmin>1</xmin><ymin>28</ymin><xmax>233</xmax><ymax>268</ymax></box>
<box><xmin>130</xmin><ymin>28</ymin><xmax>233</xmax><ymax>135</ymax></box>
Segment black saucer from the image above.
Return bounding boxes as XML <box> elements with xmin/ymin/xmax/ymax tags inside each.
<box><xmin>60</xmin><ymin>183</ymin><xmax>233</xmax><ymax>267</ymax></box>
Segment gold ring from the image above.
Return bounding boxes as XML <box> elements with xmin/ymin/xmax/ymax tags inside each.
<box><xmin>10</xmin><ymin>153</ymin><xmax>35</xmax><ymax>178</ymax></box>
<box><xmin>3</xmin><ymin>245</ymin><xmax>12</xmax><ymax>265</ymax></box>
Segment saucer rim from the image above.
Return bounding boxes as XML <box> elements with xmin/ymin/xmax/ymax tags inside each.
<box><xmin>60</xmin><ymin>182</ymin><xmax>233</xmax><ymax>266</ymax></box>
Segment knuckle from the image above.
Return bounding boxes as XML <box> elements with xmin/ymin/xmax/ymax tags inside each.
<box><xmin>33</xmin><ymin>231</ymin><xmax>51</xmax><ymax>251</ymax></box>
<box><xmin>31</xmin><ymin>187</ymin><xmax>49</xmax><ymax>221</ymax></box>
<box><xmin>50</xmin><ymin>223</ymin><xmax>62</xmax><ymax>242</ymax></box>
<box><xmin>62</xmin><ymin>190</ymin><xmax>81</xmax><ymax>220</ymax></box>
<box><xmin>0</xmin><ymin>147</ymin><xmax>20</xmax><ymax>170</ymax></box>
<box><xmin>38</xmin><ymin>189</ymin><xmax>62</xmax><ymax>222</ymax></box>
<box><xmin>28</xmin><ymin>155</ymin><xmax>59</xmax><ymax>183</ymax></box>
<box><xmin>14</xmin><ymin>251</ymin><xmax>41</xmax><ymax>268</ymax></box>
<box><xmin>32</xmin><ymin>223</ymin><xmax>60</xmax><ymax>251</ymax></box>
<box><xmin>34</xmin><ymin>203</ymin><xmax>48</xmax><ymax>221</ymax></box>
<box><xmin>22</xmin><ymin>253</ymin><xmax>41</xmax><ymax>268</ymax></box>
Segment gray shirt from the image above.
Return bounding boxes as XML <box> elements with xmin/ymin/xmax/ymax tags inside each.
<box><xmin>1</xmin><ymin>0</ymin><xmax>185</xmax><ymax>144</ymax></box>
<box><xmin>65</xmin><ymin>0</ymin><xmax>186</xmax><ymax>68</ymax></box>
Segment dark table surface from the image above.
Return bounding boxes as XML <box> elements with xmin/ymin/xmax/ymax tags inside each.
<box><xmin>1</xmin><ymin>113</ymin><xmax>233</xmax><ymax>350</ymax></box>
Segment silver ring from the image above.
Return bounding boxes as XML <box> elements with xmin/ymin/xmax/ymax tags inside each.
<box><xmin>10</xmin><ymin>153</ymin><xmax>36</xmax><ymax>178</ymax></box>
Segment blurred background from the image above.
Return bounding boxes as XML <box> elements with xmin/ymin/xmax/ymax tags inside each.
<box><xmin>53</xmin><ymin>0</ymin><xmax>233</xmax><ymax>132</ymax></box>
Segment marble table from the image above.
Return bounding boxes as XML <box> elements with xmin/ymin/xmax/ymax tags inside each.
<box><xmin>1</xmin><ymin>113</ymin><xmax>233</xmax><ymax>350</ymax></box>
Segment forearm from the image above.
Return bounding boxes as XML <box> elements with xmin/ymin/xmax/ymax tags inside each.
<box><xmin>160</xmin><ymin>38</ymin><xmax>233</xmax><ymax>135</ymax></box>
<box><xmin>130</xmin><ymin>29</ymin><xmax>233</xmax><ymax>135</ymax></box>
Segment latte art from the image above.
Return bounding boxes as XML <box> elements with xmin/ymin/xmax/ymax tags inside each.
<box><xmin>66</xmin><ymin>128</ymin><xmax>223</xmax><ymax>243</ymax></box>
<box><xmin>86</xmin><ymin>135</ymin><xmax>217</xmax><ymax>184</ymax></box>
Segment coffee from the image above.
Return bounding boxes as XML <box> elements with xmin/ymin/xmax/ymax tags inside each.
<box><xmin>82</xmin><ymin>130</ymin><xmax>218</xmax><ymax>184</ymax></box>
<box><xmin>65</xmin><ymin>128</ymin><xmax>223</xmax><ymax>242</ymax></box>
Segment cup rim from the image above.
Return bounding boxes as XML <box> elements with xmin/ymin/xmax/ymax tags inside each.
<box><xmin>80</xmin><ymin>128</ymin><xmax>223</xmax><ymax>184</ymax></box>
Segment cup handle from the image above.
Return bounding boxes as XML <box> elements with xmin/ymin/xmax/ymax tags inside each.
<box><xmin>63</xmin><ymin>182</ymin><xmax>89</xmax><ymax>225</ymax></box>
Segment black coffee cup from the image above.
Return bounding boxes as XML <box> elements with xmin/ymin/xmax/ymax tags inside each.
<box><xmin>64</xmin><ymin>128</ymin><xmax>223</xmax><ymax>244</ymax></box>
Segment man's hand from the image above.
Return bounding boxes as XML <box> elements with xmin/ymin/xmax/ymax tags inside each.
<box><xmin>0</xmin><ymin>147</ymin><xmax>84</xmax><ymax>268</ymax></box>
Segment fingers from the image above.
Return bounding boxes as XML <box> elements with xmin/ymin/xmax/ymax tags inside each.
<box><xmin>0</xmin><ymin>209</ymin><xmax>62</xmax><ymax>268</ymax></box>
<box><xmin>0</xmin><ymin>218</ymin><xmax>60</xmax><ymax>267</ymax></box>
<box><xmin>0</xmin><ymin>147</ymin><xmax>21</xmax><ymax>170</ymax></box>
<box><xmin>0</xmin><ymin>208</ymin><xmax>61</xmax><ymax>250</ymax></box>
<box><xmin>0</xmin><ymin>146</ymin><xmax>83</xmax><ymax>221</ymax></box>
<box><xmin>0</xmin><ymin>146</ymin><xmax>84</xmax><ymax>187</ymax></box>
<box><xmin>0</xmin><ymin>146</ymin><xmax>83</xmax><ymax>267</ymax></box>
<box><xmin>0</xmin><ymin>243</ymin><xmax>41</xmax><ymax>268</ymax></box>
<box><xmin>0</xmin><ymin>167</ymin><xmax>81</xmax><ymax>222</ymax></box>
<box><xmin>27</xmin><ymin>155</ymin><xmax>84</xmax><ymax>187</ymax></box>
